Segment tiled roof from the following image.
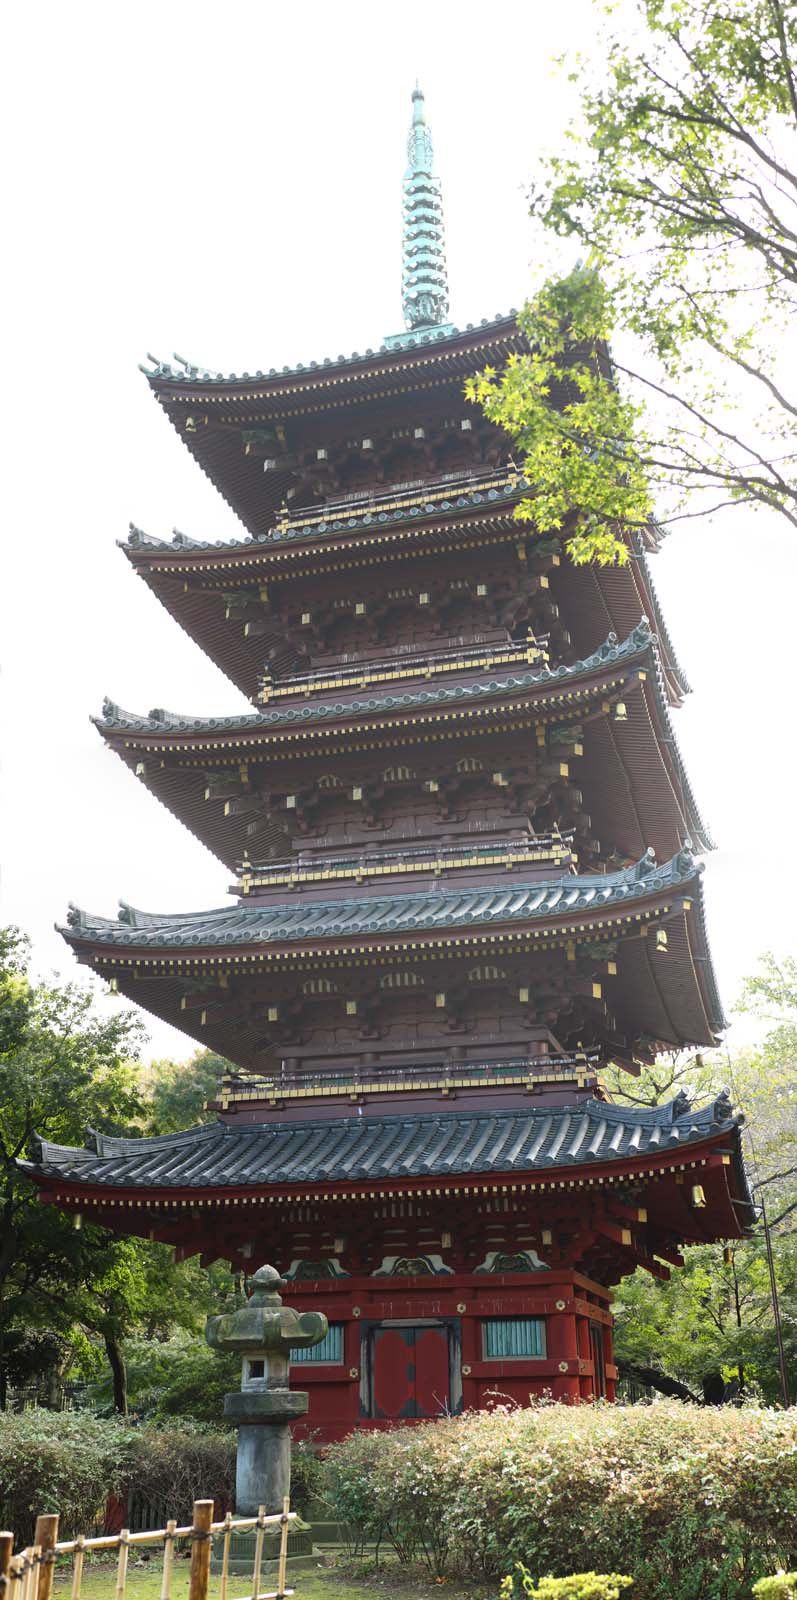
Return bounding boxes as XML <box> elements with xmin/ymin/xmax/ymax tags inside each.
<box><xmin>22</xmin><ymin>1090</ymin><xmax>743</xmax><ymax>1191</ymax></box>
<box><xmin>62</xmin><ymin>847</ymin><xmax>699</xmax><ymax>948</ymax></box>
<box><xmin>140</xmin><ymin>311</ymin><xmax>521</xmax><ymax>390</ymax></box>
<box><xmin>635</xmin><ymin>538</ymin><xmax>691</xmax><ymax>697</ymax></box>
<box><xmin>97</xmin><ymin>623</ymin><xmax>652</xmax><ymax>734</ymax></box>
<box><xmin>94</xmin><ymin>621</ymin><xmax>712</xmax><ymax>855</ymax></box>
<box><xmin>123</xmin><ymin>475</ymin><xmax>526</xmax><ymax>554</ymax></box>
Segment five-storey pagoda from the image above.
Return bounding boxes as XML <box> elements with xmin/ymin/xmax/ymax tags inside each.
<box><xmin>26</xmin><ymin>89</ymin><xmax>750</xmax><ymax>1437</ymax></box>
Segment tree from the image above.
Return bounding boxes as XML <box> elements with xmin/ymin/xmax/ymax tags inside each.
<box><xmin>143</xmin><ymin>1049</ymin><xmax>230</xmax><ymax>1135</ymax></box>
<box><xmin>610</xmin><ymin>955</ymin><xmax>797</xmax><ymax>1402</ymax></box>
<box><xmin>470</xmin><ymin>1</ymin><xmax>797</xmax><ymax>563</ymax></box>
<box><xmin>0</xmin><ymin>928</ymin><xmax>144</xmax><ymax>1406</ymax></box>
<box><xmin>0</xmin><ymin>929</ymin><xmax>232</xmax><ymax>1413</ymax></box>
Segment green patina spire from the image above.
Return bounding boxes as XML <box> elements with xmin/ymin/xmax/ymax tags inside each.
<box><xmin>401</xmin><ymin>83</ymin><xmax>450</xmax><ymax>331</ymax></box>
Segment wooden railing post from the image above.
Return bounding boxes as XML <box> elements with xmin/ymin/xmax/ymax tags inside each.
<box><xmin>33</xmin><ymin>1517</ymin><xmax>58</xmax><ymax>1600</ymax></box>
<box><xmin>0</xmin><ymin>1534</ymin><xmax>14</xmax><ymax>1600</ymax></box>
<box><xmin>70</xmin><ymin>1537</ymin><xmax>85</xmax><ymax>1600</ymax></box>
<box><xmin>114</xmin><ymin>1530</ymin><xmax>129</xmax><ymax>1600</ymax></box>
<box><xmin>188</xmin><ymin>1501</ymin><xmax>213</xmax><ymax>1600</ymax></box>
<box><xmin>276</xmin><ymin>1497</ymin><xmax>290</xmax><ymax>1600</ymax></box>
<box><xmin>159</xmin><ymin>1520</ymin><xmax>176</xmax><ymax>1600</ymax></box>
<box><xmin>22</xmin><ymin>1544</ymin><xmax>41</xmax><ymax>1600</ymax></box>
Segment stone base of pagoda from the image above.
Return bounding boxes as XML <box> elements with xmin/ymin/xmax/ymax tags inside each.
<box><xmin>285</xmin><ymin>1268</ymin><xmax>614</xmax><ymax>1445</ymax></box>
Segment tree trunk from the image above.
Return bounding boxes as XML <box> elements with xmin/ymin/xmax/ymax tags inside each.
<box><xmin>103</xmin><ymin>1332</ymin><xmax>127</xmax><ymax>1414</ymax></box>
<box><xmin>616</xmin><ymin>1359</ymin><xmax>703</xmax><ymax>1404</ymax></box>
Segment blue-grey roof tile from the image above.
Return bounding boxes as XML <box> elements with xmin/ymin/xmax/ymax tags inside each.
<box><xmin>22</xmin><ymin>1090</ymin><xmax>743</xmax><ymax>1191</ymax></box>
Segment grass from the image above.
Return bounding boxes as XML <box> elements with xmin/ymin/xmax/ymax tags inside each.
<box><xmin>51</xmin><ymin>1559</ymin><xmax>483</xmax><ymax>1600</ymax></box>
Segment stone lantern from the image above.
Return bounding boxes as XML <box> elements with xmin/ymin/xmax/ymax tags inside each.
<box><xmin>206</xmin><ymin>1263</ymin><xmax>328</xmax><ymax>1514</ymax></box>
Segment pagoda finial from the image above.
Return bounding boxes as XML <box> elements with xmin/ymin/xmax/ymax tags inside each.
<box><xmin>401</xmin><ymin>84</ymin><xmax>449</xmax><ymax>332</ymax></box>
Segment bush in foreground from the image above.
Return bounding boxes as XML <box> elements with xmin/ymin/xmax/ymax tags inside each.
<box><xmin>0</xmin><ymin>1411</ymin><xmax>135</xmax><ymax>1545</ymax></box>
<box><xmin>0</xmin><ymin>1409</ymin><xmax>327</xmax><ymax>1544</ymax></box>
<box><xmin>322</xmin><ymin>1403</ymin><xmax>797</xmax><ymax>1598</ymax></box>
<box><xmin>505</xmin><ymin>1569</ymin><xmax>633</xmax><ymax>1600</ymax></box>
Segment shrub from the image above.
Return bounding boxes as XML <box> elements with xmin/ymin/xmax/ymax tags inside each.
<box><xmin>130</xmin><ymin>1426</ymin><xmax>235</xmax><ymax>1522</ymax></box>
<box><xmin>321</xmin><ymin>1403</ymin><xmax>797</xmax><ymax>1599</ymax></box>
<box><xmin>505</xmin><ymin>1571</ymin><xmax>633</xmax><ymax>1600</ymax></box>
<box><xmin>0</xmin><ymin>1410</ymin><xmax>319</xmax><ymax>1546</ymax></box>
<box><xmin>0</xmin><ymin>1410</ymin><xmax>135</xmax><ymax>1545</ymax></box>
<box><xmin>753</xmin><ymin>1578</ymin><xmax>797</xmax><ymax>1600</ymax></box>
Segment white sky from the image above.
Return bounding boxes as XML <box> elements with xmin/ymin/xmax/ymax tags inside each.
<box><xmin>3</xmin><ymin>0</ymin><xmax>796</xmax><ymax>1061</ymax></box>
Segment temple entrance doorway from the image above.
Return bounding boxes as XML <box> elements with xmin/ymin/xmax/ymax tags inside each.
<box><xmin>361</xmin><ymin>1319</ymin><xmax>462</xmax><ymax>1420</ymax></box>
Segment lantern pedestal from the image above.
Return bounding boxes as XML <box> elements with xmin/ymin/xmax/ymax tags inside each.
<box><xmin>206</xmin><ymin>1263</ymin><xmax>327</xmax><ymax>1516</ymax></box>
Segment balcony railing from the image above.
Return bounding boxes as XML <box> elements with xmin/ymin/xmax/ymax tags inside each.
<box><xmin>237</xmin><ymin>832</ymin><xmax>575</xmax><ymax>894</ymax></box>
<box><xmin>216</xmin><ymin>1049</ymin><xmax>601</xmax><ymax>1108</ymax></box>
<box><xmin>273</xmin><ymin>465</ymin><xmax>524</xmax><ymax>538</ymax></box>
<box><xmin>259</xmin><ymin>632</ymin><xmax>548</xmax><ymax>703</ymax></box>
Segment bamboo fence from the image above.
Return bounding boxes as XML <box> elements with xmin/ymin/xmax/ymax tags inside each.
<box><xmin>0</xmin><ymin>1499</ymin><xmax>296</xmax><ymax>1600</ymax></box>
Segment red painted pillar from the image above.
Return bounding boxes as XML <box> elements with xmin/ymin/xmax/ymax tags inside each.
<box><xmin>603</xmin><ymin>1314</ymin><xmax>616</xmax><ymax>1401</ymax></box>
<box><xmin>576</xmin><ymin>1314</ymin><xmax>592</xmax><ymax>1400</ymax></box>
<box><xmin>460</xmin><ymin>1310</ymin><xmax>479</xmax><ymax>1412</ymax></box>
<box><xmin>547</xmin><ymin>1309</ymin><xmax>580</xmax><ymax>1401</ymax></box>
<box><xmin>344</xmin><ymin>1317</ymin><xmax>362</xmax><ymax>1430</ymax></box>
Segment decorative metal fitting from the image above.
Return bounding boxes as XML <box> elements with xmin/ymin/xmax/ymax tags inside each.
<box><xmin>456</xmin><ymin>1302</ymin><xmax>466</xmax><ymax>1314</ymax></box>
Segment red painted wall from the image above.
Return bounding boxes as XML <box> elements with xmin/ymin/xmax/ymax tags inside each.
<box><xmin>289</xmin><ymin>1268</ymin><xmax>614</xmax><ymax>1444</ymax></box>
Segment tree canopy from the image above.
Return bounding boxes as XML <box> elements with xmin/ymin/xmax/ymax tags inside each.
<box><xmin>469</xmin><ymin>0</ymin><xmax>797</xmax><ymax>563</ymax></box>
<box><xmin>0</xmin><ymin>929</ymin><xmax>234</xmax><ymax>1413</ymax></box>
<box><xmin>611</xmin><ymin>955</ymin><xmax>797</xmax><ymax>1403</ymax></box>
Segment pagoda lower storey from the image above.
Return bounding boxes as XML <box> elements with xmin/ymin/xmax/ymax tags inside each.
<box><xmin>287</xmin><ymin>1269</ymin><xmax>615</xmax><ymax>1436</ymax></box>
<box><xmin>27</xmin><ymin>1091</ymin><xmax>749</xmax><ymax>1437</ymax></box>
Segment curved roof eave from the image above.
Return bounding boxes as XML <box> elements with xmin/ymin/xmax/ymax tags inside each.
<box><xmin>62</xmin><ymin>845</ymin><xmax>700</xmax><ymax>950</ymax></box>
<box><xmin>140</xmin><ymin>311</ymin><xmax>523</xmax><ymax>395</ymax></box>
<box><xmin>19</xmin><ymin>1092</ymin><xmax>748</xmax><ymax>1214</ymax></box>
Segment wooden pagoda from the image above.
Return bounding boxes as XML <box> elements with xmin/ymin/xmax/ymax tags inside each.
<box><xmin>25</xmin><ymin>88</ymin><xmax>750</xmax><ymax>1438</ymax></box>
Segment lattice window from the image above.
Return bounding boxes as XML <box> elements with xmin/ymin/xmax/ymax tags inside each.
<box><xmin>456</xmin><ymin>757</ymin><xmax>483</xmax><ymax>773</ymax></box>
<box><xmin>317</xmin><ymin>774</ymin><xmax>342</xmax><ymax>790</ymax></box>
<box><xmin>380</xmin><ymin>971</ymin><xmax>423</xmax><ymax>989</ymax></box>
<box><xmin>482</xmin><ymin>1318</ymin><xmax>547</xmax><ymax>1359</ymax></box>
<box><xmin>382</xmin><ymin>764</ymin><xmax>415</xmax><ymax>782</ymax></box>
<box><xmin>292</xmin><ymin>1324</ymin><xmax>345</xmax><ymax>1363</ymax></box>
<box><xmin>467</xmin><ymin>964</ymin><xmax>507</xmax><ymax>982</ymax></box>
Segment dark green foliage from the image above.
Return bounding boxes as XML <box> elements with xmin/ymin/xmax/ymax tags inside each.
<box><xmin>128</xmin><ymin>1424</ymin><xmax>235</xmax><ymax>1523</ymax></box>
<box><xmin>144</xmin><ymin>1051</ymin><xmax>230</xmax><ymax>1134</ymax></box>
<box><xmin>322</xmin><ymin>1403</ymin><xmax>797</xmax><ymax>1597</ymax></box>
<box><xmin>83</xmin><ymin>1336</ymin><xmax>240</xmax><ymax>1424</ymax></box>
<box><xmin>0</xmin><ymin>927</ymin><xmax>239</xmax><ymax>1414</ymax></box>
<box><xmin>0</xmin><ymin>1409</ymin><xmax>136</xmax><ymax>1544</ymax></box>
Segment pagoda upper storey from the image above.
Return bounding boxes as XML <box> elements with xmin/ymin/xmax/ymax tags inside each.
<box><xmin>141</xmin><ymin>314</ymin><xmax>527</xmax><ymax>537</ymax></box>
<box><xmin>62</xmin><ymin>88</ymin><xmax>720</xmax><ymax>1110</ymax></box>
<box><xmin>123</xmin><ymin>481</ymin><xmax>686</xmax><ymax>708</ymax></box>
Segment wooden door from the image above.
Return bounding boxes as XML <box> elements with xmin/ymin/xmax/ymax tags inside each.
<box><xmin>369</xmin><ymin>1324</ymin><xmax>451</xmax><ymax>1419</ymax></box>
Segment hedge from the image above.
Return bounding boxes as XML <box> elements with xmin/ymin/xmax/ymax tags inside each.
<box><xmin>0</xmin><ymin>1412</ymin><xmax>322</xmax><ymax>1546</ymax></box>
<box><xmin>0</xmin><ymin>1412</ymin><xmax>135</xmax><ymax>1546</ymax></box>
<box><xmin>321</xmin><ymin>1402</ymin><xmax>797</xmax><ymax>1599</ymax></box>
